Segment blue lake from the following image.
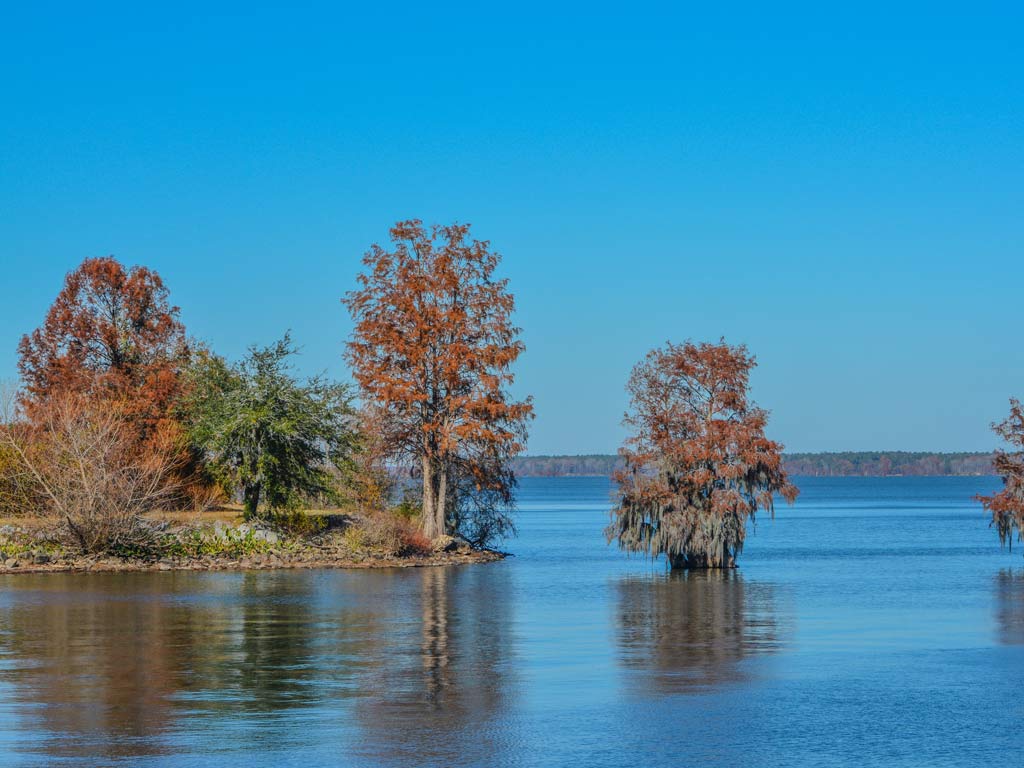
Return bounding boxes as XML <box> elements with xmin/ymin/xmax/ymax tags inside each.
<box><xmin>1</xmin><ymin>476</ymin><xmax>1021</xmax><ymax>767</ymax></box>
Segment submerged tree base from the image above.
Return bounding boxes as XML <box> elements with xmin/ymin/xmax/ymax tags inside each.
<box><xmin>669</xmin><ymin>554</ymin><xmax>738</xmax><ymax>570</ymax></box>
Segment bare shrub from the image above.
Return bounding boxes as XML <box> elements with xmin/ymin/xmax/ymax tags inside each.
<box><xmin>357</xmin><ymin>511</ymin><xmax>406</xmax><ymax>554</ymax></box>
<box><xmin>355</xmin><ymin>509</ymin><xmax>431</xmax><ymax>556</ymax></box>
<box><xmin>0</xmin><ymin>392</ymin><xmax>183</xmax><ymax>553</ymax></box>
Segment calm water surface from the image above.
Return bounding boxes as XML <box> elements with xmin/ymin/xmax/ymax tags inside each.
<box><xmin>1</xmin><ymin>476</ymin><xmax>1022</xmax><ymax>767</ymax></box>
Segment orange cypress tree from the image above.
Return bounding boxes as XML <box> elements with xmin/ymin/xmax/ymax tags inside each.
<box><xmin>607</xmin><ymin>340</ymin><xmax>798</xmax><ymax>569</ymax></box>
<box><xmin>979</xmin><ymin>399</ymin><xmax>1024</xmax><ymax>551</ymax></box>
<box><xmin>17</xmin><ymin>256</ymin><xmax>189</xmax><ymax>443</ymax></box>
<box><xmin>344</xmin><ymin>221</ymin><xmax>532</xmax><ymax>542</ymax></box>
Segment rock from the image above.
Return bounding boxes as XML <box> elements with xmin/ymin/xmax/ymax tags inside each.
<box><xmin>4</xmin><ymin>558</ymin><xmax>19</xmax><ymax>569</ymax></box>
<box><xmin>32</xmin><ymin>552</ymin><xmax>52</xmax><ymax>565</ymax></box>
<box><xmin>433</xmin><ymin>534</ymin><xmax>472</xmax><ymax>553</ymax></box>
<box><xmin>252</xmin><ymin>529</ymin><xmax>279</xmax><ymax>544</ymax></box>
<box><xmin>432</xmin><ymin>535</ymin><xmax>457</xmax><ymax>552</ymax></box>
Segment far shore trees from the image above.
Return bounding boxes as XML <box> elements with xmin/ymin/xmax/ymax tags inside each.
<box><xmin>979</xmin><ymin>398</ymin><xmax>1024</xmax><ymax>551</ymax></box>
<box><xmin>344</xmin><ymin>220</ymin><xmax>533</xmax><ymax>543</ymax></box>
<box><xmin>607</xmin><ymin>340</ymin><xmax>798</xmax><ymax>569</ymax></box>
<box><xmin>181</xmin><ymin>335</ymin><xmax>358</xmax><ymax>520</ymax></box>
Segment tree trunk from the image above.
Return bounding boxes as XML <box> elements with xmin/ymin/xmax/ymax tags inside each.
<box><xmin>436</xmin><ymin>463</ymin><xmax>448</xmax><ymax>537</ymax></box>
<box><xmin>670</xmin><ymin>551</ymin><xmax>737</xmax><ymax>570</ymax></box>
<box><xmin>670</xmin><ymin>552</ymin><xmax>694</xmax><ymax>570</ymax></box>
<box><xmin>422</xmin><ymin>456</ymin><xmax>439</xmax><ymax>539</ymax></box>
<box><xmin>243</xmin><ymin>482</ymin><xmax>261</xmax><ymax>520</ymax></box>
<box><xmin>421</xmin><ymin>456</ymin><xmax>435</xmax><ymax>537</ymax></box>
<box><xmin>420</xmin><ymin>455</ymin><xmax>447</xmax><ymax>540</ymax></box>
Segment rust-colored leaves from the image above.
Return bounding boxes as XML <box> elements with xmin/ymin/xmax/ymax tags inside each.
<box><xmin>343</xmin><ymin>221</ymin><xmax>532</xmax><ymax>540</ymax></box>
<box><xmin>978</xmin><ymin>399</ymin><xmax>1024</xmax><ymax>550</ymax></box>
<box><xmin>607</xmin><ymin>339</ymin><xmax>798</xmax><ymax>569</ymax></box>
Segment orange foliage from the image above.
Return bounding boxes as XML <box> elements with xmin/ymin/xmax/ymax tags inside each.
<box><xmin>978</xmin><ymin>398</ymin><xmax>1024</xmax><ymax>550</ymax></box>
<box><xmin>16</xmin><ymin>257</ymin><xmax>200</xmax><ymax>508</ymax></box>
<box><xmin>608</xmin><ymin>340</ymin><xmax>798</xmax><ymax>569</ymax></box>
<box><xmin>399</xmin><ymin>528</ymin><xmax>434</xmax><ymax>557</ymax></box>
<box><xmin>18</xmin><ymin>256</ymin><xmax>189</xmax><ymax>442</ymax></box>
<box><xmin>344</xmin><ymin>221</ymin><xmax>532</xmax><ymax>539</ymax></box>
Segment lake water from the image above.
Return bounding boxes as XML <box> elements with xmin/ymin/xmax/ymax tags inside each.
<box><xmin>1</xmin><ymin>476</ymin><xmax>1022</xmax><ymax>767</ymax></box>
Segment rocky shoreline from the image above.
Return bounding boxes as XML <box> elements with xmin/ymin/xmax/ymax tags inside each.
<box><xmin>0</xmin><ymin>521</ymin><xmax>506</xmax><ymax>575</ymax></box>
<box><xmin>0</xmin><ymin>547</ymin><xmax>505</xmax><ymax>574</ymax></box>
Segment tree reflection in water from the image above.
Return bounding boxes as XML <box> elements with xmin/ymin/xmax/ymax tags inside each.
<box><xmin>0</xmin><ymin>571</ymin><xmax>378</xmax><ymax>761</ymax></box>
<box><xmin>0</xmin><ymin>572</ymin><xmax>200</xmax><ymax>760</ymax></box>
<box><xmin>993</xmin><ymin>569</ymin><xmax>1024</xmax><ymax>646</ymax></box>
<box><xmin>354</xmin><ymin>565</ymin><xmax>514</xmax><ymax>765</ymax></box>
<box><xmin>615</xmin><ymin>569</ymin><xmax>787</xmax><ymax>694</ymax></box>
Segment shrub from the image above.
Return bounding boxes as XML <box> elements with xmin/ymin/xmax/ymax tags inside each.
<box><xmin>356</xmin><ymin>511</ymin><xmax>406</xmax><ymax>554</ymax></box>
<box><xmin>0</xmin><ymin>393</ymin><xmax>184</xmax><ymax>554</ymax></box>
<box><xmin>341</xmin><ymin>525</ymin><xmax>365</xmax><ymax>552</ymax></box>
<box><xmin>269</xmin><ymin>508</ymin><xmax>327</xmax><ymax>537</ymax></box>
<box><xmin>175</xmin><ymin>527</ymin><xmax>272</xmax><ymax>559</ymax></box>
<box><xmin>399</xmin><ymin>528</ymin><xmax>433</xmax><ymax>556</ymax></box>
<box><xmin>350</xmin><ymin>510</ymin><xmax>431</xmax><ymax>557</ymax></box>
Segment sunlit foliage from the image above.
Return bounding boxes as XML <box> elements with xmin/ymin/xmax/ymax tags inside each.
<box><xmin>17</xmin><ymin>256</ymin><xmax>189</xmax><ymax>437</ymax></box>
<box><xmin>344</xmin><ymin>220</ymin><xmax>532</xmax><ymax>543</ymax></box>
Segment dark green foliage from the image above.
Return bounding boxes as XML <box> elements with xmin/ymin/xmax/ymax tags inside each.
<box><xmin>181</xmin><ymin>335</ymin><xmax>357</xmax><ymax>519</ymax></box>
<box><xmin>269</xmin><ymin>508</ymin><xmax>328</xmax><ymax>536</ymax></box>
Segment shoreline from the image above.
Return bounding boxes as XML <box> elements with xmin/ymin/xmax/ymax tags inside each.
<box><xmin>0</xmin><ymin>547</ymin><xmax>505</xmax><ymax>575</ymax></box>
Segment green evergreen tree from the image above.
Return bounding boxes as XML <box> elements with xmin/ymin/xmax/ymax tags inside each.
<box><xmin>182</xmin><ymin>335</ymin><xmax>357</xmax><ymax>519</ymax></box>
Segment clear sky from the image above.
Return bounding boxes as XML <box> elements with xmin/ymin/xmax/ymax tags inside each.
<box><xmin>1</xmin><ymin>2</ymin><xmax>1021</xmax><ymax>455</ymax></box>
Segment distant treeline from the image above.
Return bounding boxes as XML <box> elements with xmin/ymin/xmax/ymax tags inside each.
<box><xmin>513</xmin><ymin>452</ymin><xmax>998</xmax><ymax>477</ymax></box>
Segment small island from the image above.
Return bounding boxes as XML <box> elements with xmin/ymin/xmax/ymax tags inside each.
<box><xmin>0</xmin><ymin>510</ymin><xmax>502</xmax><ymax>574</ymax></box>
<box><xmin>0</xmin><ymin>224</ymin><xmax>529</xmax><ymax>573</ymax></box>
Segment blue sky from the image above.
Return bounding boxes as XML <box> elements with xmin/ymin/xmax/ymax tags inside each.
<box><xmin>1</xmin><ymin>2</ymin><xmax>1021</xmax><ymax>454</ymax></box>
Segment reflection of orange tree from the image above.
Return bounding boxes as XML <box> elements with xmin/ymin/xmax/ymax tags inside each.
<box><xmin>993</xmin><ymin>569</ymin><xmax>1024</xmax><ymax>646</ymax></box>
<box><xmin>0</xmin><ymin>572</ymin><xmax>386</xmax><ymax>762</ymax></box>
<box><xmin>0</xmin><ymin>573</ymin><xmax>197</xmax><ymax>761</ymax></box>
<box><xmin>355</xmin><ymin>566</ymin><xmax>515</xmax><ymax>764</ymax></box>
<box><xmin>615</xmin><ymin>570</ymin><xmax>786</xmax><ymax>694</ymax></box>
